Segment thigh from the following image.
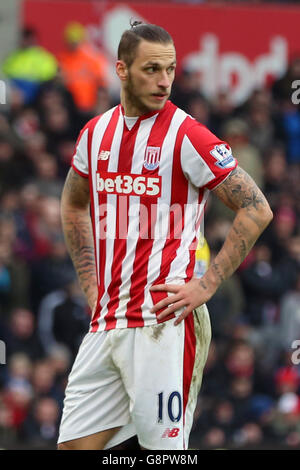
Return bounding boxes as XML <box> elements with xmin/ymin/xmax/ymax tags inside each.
<box><xmin>183</xmin><ymin>304</ymin><xmax>211</xmax><ymax>447</ymax></box>
<box><xmin>58</xmin><ymin>332</ymin><xmax>134</xmax><ymax>447</ymax></box>
<box><xmin>118</xmin><ymin>316</ymin><xmax>200</xmax><ymax>450</ymax></box>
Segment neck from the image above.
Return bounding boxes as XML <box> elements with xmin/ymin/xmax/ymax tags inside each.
<box><xmin>120</xmin><ymin>89</ymin><xmax>149</xmax><ymax>117</ymax></box>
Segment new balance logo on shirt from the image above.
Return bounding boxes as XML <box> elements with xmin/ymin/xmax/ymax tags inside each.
<box><xmin>98</xmin><ymin>150</ymin><xmax>110</xmax><ymax>160</ymax></box>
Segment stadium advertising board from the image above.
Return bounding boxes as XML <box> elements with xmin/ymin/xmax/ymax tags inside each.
<box><xmin>23</xmin><ymin>1</ymin><xmax>300</xmax><ymax>103</ymax></box>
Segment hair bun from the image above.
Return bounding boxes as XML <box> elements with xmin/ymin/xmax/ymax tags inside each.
<box><xmin>130</xmin><ymin>19</ymin><xmax>143</xmax><ymax>28</ymax></box>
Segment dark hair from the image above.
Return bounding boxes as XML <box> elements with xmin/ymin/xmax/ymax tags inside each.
<box><xmin>117</xmin><ymin>20</ymin><xmax>174</xmax><ymax>67</ymax></box>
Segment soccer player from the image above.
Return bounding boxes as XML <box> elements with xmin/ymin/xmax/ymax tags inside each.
<box><xmin>57</xmin><ymin>22</ymin><xmax>273</xmax><ymax>450</ymax></box>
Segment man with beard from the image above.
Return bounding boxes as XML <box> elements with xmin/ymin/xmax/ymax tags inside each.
<box><xmin>57</xmin><ymin>21</ymin><xmax>273</xmax><ymax>450</ymax></box>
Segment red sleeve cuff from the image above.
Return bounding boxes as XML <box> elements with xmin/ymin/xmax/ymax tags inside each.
<box><xmin>71</xmin><ymin>162</ymin><xmax>89</xmax><ymax>178</ymax></box>
<box><xmin>205</xmin><ymin>160</ymin><xmax>238</xmax><ymax>190</ymax></box>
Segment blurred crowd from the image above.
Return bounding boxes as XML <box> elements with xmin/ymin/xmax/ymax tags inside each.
<box><xmin>0</xmin><ymin>22</ymin><xmax>299</xmax><ymax>450</ymax></box>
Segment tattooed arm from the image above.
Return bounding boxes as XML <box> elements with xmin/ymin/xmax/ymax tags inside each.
<box><xmin>61</xmin><ymin>168</ymin><xmax>98</xmax><ymax>310</ymax></box>
<box><xmin>150</xmin><ymin>166</ymin><xmax>273</xmax><ymax>325</ymax></box>
<box><xmin>201</xmin><ymin>165</ymin><xmax>273</xmax><ymax>291</ymax></box>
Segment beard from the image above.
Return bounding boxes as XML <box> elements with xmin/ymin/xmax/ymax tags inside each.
<box><xmin>124</xmin><ymin>71</ymin><xmax>166</xmax><ymax>114</ymax></box>
<box><xmin>124</xmin><ymin>71</ymin><xmax>149</xmax><ymax>114</ymax></box>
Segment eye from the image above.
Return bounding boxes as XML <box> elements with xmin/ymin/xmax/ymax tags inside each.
<box><xmin>145</xmin><ymin>66</ymin><xmax>156</xmax><ymax>74</ymax></box>
<box><xmin>167</xmin><ymin>66</ymin><xmax>175</xmax><ymax>74</ymax></box>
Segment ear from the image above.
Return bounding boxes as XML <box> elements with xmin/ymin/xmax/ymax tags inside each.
<box><xmin>116</xmin><ymin>60</ymin><xmax>128</xmax><ymax>81</ymax></box>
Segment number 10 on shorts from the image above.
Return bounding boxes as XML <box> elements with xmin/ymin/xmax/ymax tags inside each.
<box><xmin>157</xmin><ymin>391</ymin><xmax>182</xmax><ymax>423</ymax></box>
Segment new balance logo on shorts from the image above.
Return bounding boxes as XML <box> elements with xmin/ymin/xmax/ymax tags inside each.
<box><xmin>161</xmin><ymin>428</ymin><xmax>180</xmax><ymax>438</ymax></box>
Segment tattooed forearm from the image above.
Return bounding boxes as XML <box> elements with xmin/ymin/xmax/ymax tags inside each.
<box><xmin>243</xmin><ymin>209</ymin><xmax>267</xmax><ymax>231</ymax></box>
<box><xmin>232</xmin><ymin>224</ymin><xmax>248</xmax><ymax>260</ymax></box>
<box><xmin>63</xmin><ymin>211</ymin><xmax>97</xmax><ymax>307</ymax></box>
<box><xmin>201</xmin><ymin>166</ymin><xmax>273</xmax><ymax>292</ymax></box>
<box><xmin>203</xmin><ymin>212</ymin><xmax>264</xmax><ymax>292</ymax></box>
<box><xmin>210</xmin><ymin>261</ymin><xmax>226</xmax><ymax>283</ymax></box>
<box><xmin>61</xmin><ymin>169</ymin><xmax>98</xmax><ymax>309</ymax></box>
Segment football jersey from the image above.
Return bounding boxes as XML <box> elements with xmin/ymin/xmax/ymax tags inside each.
<box><xmin>71</xmin><ymin>101</ymin><xmax>237</xmax><ymax>331</ymax></box>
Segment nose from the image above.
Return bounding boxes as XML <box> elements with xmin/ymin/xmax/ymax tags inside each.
<box><xmin>157</xmin><ymin>71</ymin><xmax>171</xmax><ymax>89</ymax></box>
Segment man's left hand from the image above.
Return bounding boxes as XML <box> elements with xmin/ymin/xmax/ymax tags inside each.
<box><xmin>150</xmin><ymin>277</ymin><xmax>215</xmax><ymax>326</ymax></box>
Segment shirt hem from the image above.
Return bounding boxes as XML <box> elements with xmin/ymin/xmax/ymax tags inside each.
<box><xmin>89</xmin><ymin>316</ymin><xmax>178</xmax><ymax>332</ymax></box>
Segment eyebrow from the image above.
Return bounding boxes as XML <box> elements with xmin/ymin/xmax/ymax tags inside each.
<box><xmin>144</xmin><ymin>61</ymin><xmax>177</xmax><ymax>67</ymax></box>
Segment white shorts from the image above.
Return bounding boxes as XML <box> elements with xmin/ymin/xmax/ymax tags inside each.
<box><xmin>57</xmin><ymin>304</ymin><xmax>211</xmax><ymax>450</ymax></box>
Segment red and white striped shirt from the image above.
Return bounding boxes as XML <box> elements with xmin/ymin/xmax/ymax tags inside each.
<box><xmin>71</xmin><ymin>101</ymin><xmax>237</xmax><ymax>331</ymax></box>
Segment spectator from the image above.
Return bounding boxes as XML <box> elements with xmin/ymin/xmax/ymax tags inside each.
<box><xmin>2</xmin><ymin>27</ymin><xmax>57</xmax><ymax>105</ymax></box>
<box><xmin>170</xmin><ymin>68</ymin><xmax>202</xmax><ymax>113</ymax></box>
<box><xmin>240</xmin><ymin>241</ymin><xmax>297</xmax><ymax>327</ymax></box>
<box><xmin>25</xmin><ymin>195</ymin><xmax>64</xmax><ymax>261</ymax></box>
<box><xmin>20</xmin><ymin>397</ymin><xmax>60</xmax><ymax>448</ymax></box>
<box><xmin>278</xmin><ymin>263</ymin><xmax>300</xmax><ymax>351</ymax></box>
<box><xmin>245</xmin><ymin>88</ymin><xmax>276</xmax><ymax>154</ymax></box>
<box><xmin>263</xmin><ymin>145</ymin><xmax>288</xmax><ymax>210</ymax></box>
<box><xmin>6</xmin><ymin>353</ymin><xmax>33</xmax><ymax>385</ymax></box>
<box><xmin>47</xmin><ymin>344</ymin><xmax>72</xmax><ymax>385</ymax></box>
<box><xmin>36</xmin><ymin>272</ymin><xmax>86</xmax><ymax>358</ymax></box>
<box><xmin>0</xmin><ymin>135</ymin><xmax>26</xmax><ymax>197</ymax></box>
<box><xmin>201</xmin><ymin>340</ymin><xmax>227</xmax><ymax>398</ymax></box>
<box><xmin>0</xmin><ymin>400</ymin><xmax>17</xmax><ymax>449</ymax></box>
<box><xmin>272</xmin><ymin>55</ymin><xmax>300</xmax><ymax>106</ymax></box>
<box><xmin>52</xmin><ymin>279</ymin><xmax>90</xmax><ymax>359</ymax></box>
<box><xmin>2</xmin><ymin>378</ymin><xmax>33</xmax><ymax>434</ymax></box>
<box><xmin>30</xmin><ymin>360</ymin><xmax>64</xmax><ymax>406</ymax></box>
<box><xmin>31</xmin><ymin>153</ymin><xmax>64</xmax><ymax>199</ymax></box>
<box><xmin>0</xmin><ymin>237</ymin><xmax>30</xmax><ymax>317</ymax></box>
<box><xmin>207</xmin><ymin>399</ymin><xmax>236</xmax><ymax>443</ymax></box>
<box><xmin>221</xmin><ymin>118</ymin><xmax>264</xmax><ymax>188</ymax></box>
<box><xmin>210</xmin><ymin>90</ymin><xmax>235</xmax><ymax>136</ymax></box>
<box><xmin>233</xmin><ymin>422</ymin><xmax>264</xmax><ymax>448</ymax></box>
<box><xmin>3</xmin><ymin>308</ymin><xmax>45</xmax><ymax>361</ymax></box>
<box><xmin>8</xmin><ymin>183</ymin><xmax>42</xmax><ymax>263</ymax></box>
<box><xmin>37</xmin><ymin>289</ymin><xmax>68</xmax><ymax>356</ymax></box>
<box><xmin>206</xmin><ymin>247</ymin><xmax>245</xmax><ymax>340</ymax></box>
<box><xmin>186</xmin><ymin>94</ymin><xmax>212</xmax><ymax>128</ymax></box>
<box><xmin>57</xmin><ymin>21</ymin><xmax>108</xmax><ymax>114</ymax></box>
<box><xmin>30</xmin><ymin>231</ymin><xmax>75</xmax><ymax>312</ymax></box>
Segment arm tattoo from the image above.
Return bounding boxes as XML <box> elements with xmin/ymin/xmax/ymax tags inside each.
<box><xmin>232</xmin><ymin>224</ymin><xmax>248</xmax><ymax>260</ymax></box>
<box><xmin>64</xmin><ymin>168</ymin><xmax>90</xmax><ymax>207</ymax></box>
<box><xmin>211</xmin><ymin>261</ymin><xmax>226</xmax><ymax>283</ymax></box>
<box><xmin>203</xmin><ymin>166</ymin><xmax>273</xmax><ymax>291</ymax></box>
<box><xmin>213</xmin><ymin>166</ymin><xmax>268</xmax><ymax>213</ymax></box>
<box><xmin>213</xmin><ymin>166</ymin><xmax>272</xmax><ymax>232</ymax></box>
<box><xmin>61</xmin><ymin>169</ymin><xmax>98</xmax><ymax>308</ymax></box>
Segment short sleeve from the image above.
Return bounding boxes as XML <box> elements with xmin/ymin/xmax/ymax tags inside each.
<box><xmin>180</xmin><ymin>123</ymin><xmax>238</xmax><ymax>190</ymax></box>
<box><xmin>71</xmin><ymin>126</ymin><xmax>89</xmax><ymax>178</ymax></box>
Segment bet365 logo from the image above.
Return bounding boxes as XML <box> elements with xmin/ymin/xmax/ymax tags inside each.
<box><xmin>291</xmin><ymin>80</ymin><xmax>300</xmax><ymax>105</ymax></box>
